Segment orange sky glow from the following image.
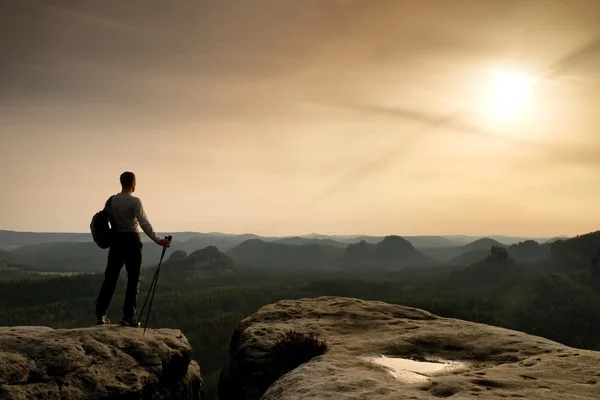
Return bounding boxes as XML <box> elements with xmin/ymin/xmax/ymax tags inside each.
<box><xmin>1</xmin><ymin>0</ymin><xmax>600</xmax><ymax>237</ymax></box>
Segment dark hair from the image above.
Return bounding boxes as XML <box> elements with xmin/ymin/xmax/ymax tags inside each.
<box><xmin>120</xmin><ymin>171</ymin><xmax>136</xmax><ymax>188</ymax></box>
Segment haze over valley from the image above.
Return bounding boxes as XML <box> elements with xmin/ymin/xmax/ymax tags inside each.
<box><xmin>0</xmin><ymin>229</ymin><xmax>561</xmax><ymax>273</ymax></box>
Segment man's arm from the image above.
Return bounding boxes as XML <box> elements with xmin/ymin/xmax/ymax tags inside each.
<box><xmin>133</xmin><ymin>198</ymin><xmax>161</xmax><ymax>244</ymax></box>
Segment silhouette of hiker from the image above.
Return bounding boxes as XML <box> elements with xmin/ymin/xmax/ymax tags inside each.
<box><xmin>95</xmin><ymin>171</ymin><xmax>171</xmax><ymax>327</ymax></box>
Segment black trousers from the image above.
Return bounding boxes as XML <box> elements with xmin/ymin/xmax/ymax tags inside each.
<box><xmin>95</xmin><ymin>232</ymin><xmax>143</xmax><ymax>319</ymax></box>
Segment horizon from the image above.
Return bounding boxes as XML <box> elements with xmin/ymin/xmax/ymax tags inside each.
<box><xmin>0</xmin><ymin>227</ymin><xmax>568</xmax><ymax>240</ymax></box>
<box><xmin>3</xmin><ymin>1</ymin><xmax>600</xmax><ymax>237</ymax></box>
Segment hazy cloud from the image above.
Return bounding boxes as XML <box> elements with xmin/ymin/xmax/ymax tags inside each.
<box><xmin>2</xmin><ymin>0</ymin><xmax>600</xmax><ymax>236</ymax></box>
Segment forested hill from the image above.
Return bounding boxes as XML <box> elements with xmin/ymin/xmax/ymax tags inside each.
<box><xmin>0</xmin><ymin>229</ymin><xmax>560</xmax><ymax>273</ymax></box>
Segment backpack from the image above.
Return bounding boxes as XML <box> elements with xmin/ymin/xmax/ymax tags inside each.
<box><xmin>90</xmin><ymin>196</ymin><xmax>114</xmax><ymax>249</ymax></box>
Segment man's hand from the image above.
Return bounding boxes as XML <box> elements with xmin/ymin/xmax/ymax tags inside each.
<box><xmin>158</xmin><ymin>238</ymin><xmax>171</xmax><ymax>248</ymax></box>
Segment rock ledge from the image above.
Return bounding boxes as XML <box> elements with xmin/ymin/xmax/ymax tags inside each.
<box><xmin>0</xmin><ymin>325</ymin><xmax>203</xmax><ymax>399</ymax></box>
<box><xmin>219</xmin><ymin>296</ymin><xmax>600</xmax><ymax>400</ymax></box>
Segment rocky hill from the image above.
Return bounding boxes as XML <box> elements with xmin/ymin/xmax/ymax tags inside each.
<box><xmin>343</xmin><ymin>236</ymin><xmax>435</xmax><ymax>269</ymax></box>
<box><xmin>228</xmin><ymin>235</ymin><xmax>436</xmax><ymax>270</ymax></box>
<box><xmin>0</xmin><ymin>325</ymin><xmax>203</xmax><ymax>399</ymax></box>
<box><xmin>167</xmin><ymin>246</ymin><xmax>234</xmax><ymax>269</ymax></box>
<box><xmin>218</xmin><ymin>296</ymin><xmax>600</xmax><ymax>400</ymax></box>
<box><xmin>420</xmin><ymin>238</ymin><xmax>552</xmax><ymax>265</ymax></box>
<box><xmin>158</xmin><ymin>246</ymin><xmax>236</xmax><ymax>281</ymax></box>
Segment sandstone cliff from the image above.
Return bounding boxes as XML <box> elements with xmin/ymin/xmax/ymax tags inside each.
<box><xmin>219</xmin><ymin>296</ymin><xmax>600</xmax><ymax>400</ymax></box>
<box><xmin>0</xmin><ymin>325</ymin><xmax>203</xmax><ymax>399</ymax></box>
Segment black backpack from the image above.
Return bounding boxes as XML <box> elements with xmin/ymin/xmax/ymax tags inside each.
<box><xmin>90</xmin><ymin>196</ymin><xmax>114</xmax><ymax>249</ymax></box>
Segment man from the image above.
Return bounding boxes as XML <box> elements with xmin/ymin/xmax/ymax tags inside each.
<box><xmin>95</xmin><ymin>171</ymin><xmax>170</xmax><ymax>327</ymax></box>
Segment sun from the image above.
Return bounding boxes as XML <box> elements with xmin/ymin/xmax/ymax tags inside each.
<box><xmin>484</xmin><ymin>71</ymin><xmax>534</xmax><ymax>120</ymax></box>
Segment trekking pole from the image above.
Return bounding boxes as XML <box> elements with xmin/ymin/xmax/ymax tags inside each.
<box><xmin>139</xmin><ymin>244</ymin><xmax>166</xmax><ymax>320</ymax></box>
<box><xmin>140</xmin><ymin>235</ymin><xmax>172</xmax><ymax>335</ymax></box>
<box><xmin>139</xmin><ymin>254</ymin><xmax>163</xmax><ymax>323</ymax></box>
<box><xmin>138</xmin><ymin>269</ymin><xmax>159</xmax><ymax>326</ymax></box>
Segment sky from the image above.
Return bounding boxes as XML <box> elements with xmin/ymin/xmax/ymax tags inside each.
<box><xmin>1</xmin><ymin>0</ymin><xmax>600</xmax><ymax>237</ymax></box>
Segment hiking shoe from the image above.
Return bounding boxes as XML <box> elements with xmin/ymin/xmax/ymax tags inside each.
<box><xmin>119</xmin><ymin>317</ymin><xmax>140</xmax><ymax>327</ymax></box>
<box><xmin>96</xmin><ymin>315</ymin><xmax>110</xmax><ymax>325</ymax></box>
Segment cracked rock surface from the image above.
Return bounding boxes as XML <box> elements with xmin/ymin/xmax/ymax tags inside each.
<box><xmin>0</xmin><ymin>325</ymin><xmax>202</xmax><ymax>399</ymax></box>
<box><xmin>219</xmin><ymin>296</ymin><xmax>600</xmax><ymax>400</ymax></box>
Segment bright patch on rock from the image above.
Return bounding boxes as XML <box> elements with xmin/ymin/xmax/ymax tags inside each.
<box><xmin>365</xmin><ymin>355</ymin><xmax>467</xmax><ymax>383</ymax></box>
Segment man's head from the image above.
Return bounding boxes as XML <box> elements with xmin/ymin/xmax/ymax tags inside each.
<box><xmin>120</xmin><ymin>171</ymin><xmax>136</xmax><ymax>192</ymax></box>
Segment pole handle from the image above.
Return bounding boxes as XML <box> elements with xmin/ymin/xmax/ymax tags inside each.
<box><xmin>160</xmin><ymin>235</ymin><xmax>172</xmax><ymax>257</ymax></box>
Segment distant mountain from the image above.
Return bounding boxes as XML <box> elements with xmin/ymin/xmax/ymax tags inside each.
<box><xmin>159</xmin><ymin>246</ymin><xmax>235</xmax><ymax>281</ymax></box>
<box><xmin>447</xmin><ymin>249</ymin><xmax>489</xmax><ymax>265</ymax></box>
<box><xmin>228</xmin><ymin>235</ymin><xmax>437</xmax><ymax>270</ymax></box>
<box><xmin>0</xmin><ymin>228</ymin><xmax>567</xmax><ymax>272</ymax></box>
<box><xmin>550</xmin><ymin>231</ymin><xmax>600</xmax><ymax>262</ymax></box>
<box><xmin>9</xmin><ymin>242</ymin><xmax>108</xmax><ymax>272</ymax></box>
<box><xmin>485</xmin><ymin>235</ymin><xmax>557</xmax><ymax>245</ymax></box>
<box><xmin>438</xmin><ymin>251</ymin><xmax>524</xmax><ymax>293</ymax></box>
<box><xmin>403</xmin><ymin>236</ymin><xmax>464</xmax><ymax>248</ymax></box>
<box><xmin>301</xmin><ymin>233</ymin><xmax>363</xmax><ymax>240</ymax></box>
<box><xmin>375</xmin><ymin>235</ymin><xmax>435</xmax><ymax>267</ymax></box>
<box><xmin>239</xmin><ymin>235</ymin><xmax>552</xmax><ymax>270</ymax></box>
<box><xmin>420</xmin><ymin>237</ymin><xmax>505</xmax><ymax>262</ymax></box>
<box><xmin>441</xmin><ymin>235</ymin><xmax>557</xmax><ymax>246</ymax></box>
<box><xmin>342</xmin><ymin>240</ymin><xmax>375</xmax><ymax>267</ymax></box>
<box><xmin>310</xmin><ymin>234</ymin><xmax>558</xmax><ymax>247</ymax></box>
<box><xmin>178</xmin><ymin>233</ymin><xmax>270</xmax><ymax>253</ymax></box>
<box><xmin>227</xmin><ymin>239</ymin><xmax>343</xmax><ymax>268</ymax></box>
<box><xmin>447</xmin><ymin>240</ymin><xmax>551</xmax><ymax>266</ymax></box>
<box><xmin>301</xmin><ymin>234</ymin><xmax>461</xmax><ymax>247</ymax></box>
<box><xmin>1</xmin><ymin>229</ymin><xmax>564</xmax><ymax>251</ymax></box>
<box><xmin>508</xmin><ymin>240</ymin><xmax>552</xmax><ymax>263</ymax></box>
<box><xmin>334</xmin><ymin>235</ymin><xmax>385</xmax><ymax>244</ymax></box>
<box><xmin>187</xmin><ymin>246</ymin><xmax>234</xmax><ymax>269</ymax></box>
<box><xmin>0</xmin><ymin>230</ymin><xmax>272</xmax><ymax>250</ymax></box>
<box><xmin>272</xmin><ymin>237</ymin><xmax>347</xmax><ymax>248</ymax></box>
<box><xmin>420</xmin><ymin>236</ymin><xmax>553</xmax><ymax>265</ymax></box>
<box><xmin>342</xmin><ymin>236</ymin><xmax>435</xmax><ymax>269</ymax></box>
<box><xmin>8</xmin><ymin>240</ymin><xmax>207</xmax><ymax>272</ymax></box>
<box><xmin>543</xmin><ymin>235</ymin><xmax>570</xmax><ymax>244</ymax></box>
<box><xmin>5</xmin><ymin>236</ymin><xmax>343</xmax><ymax>273</ymax></box>
<box><xmin>462</xmin><ymin>238</ymin><xmax>506</xmax><ymax>251</ymax></box>
<box><xmin>0</xmin><ymin>230</ymin><xmax>92</xmax><ymax>246</ymax></box>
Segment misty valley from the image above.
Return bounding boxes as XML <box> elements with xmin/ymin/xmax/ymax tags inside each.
<box><xmin>1</xmin><ymin>229</ymin><xmax>600</xmax><ymax>399</ymax></box>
